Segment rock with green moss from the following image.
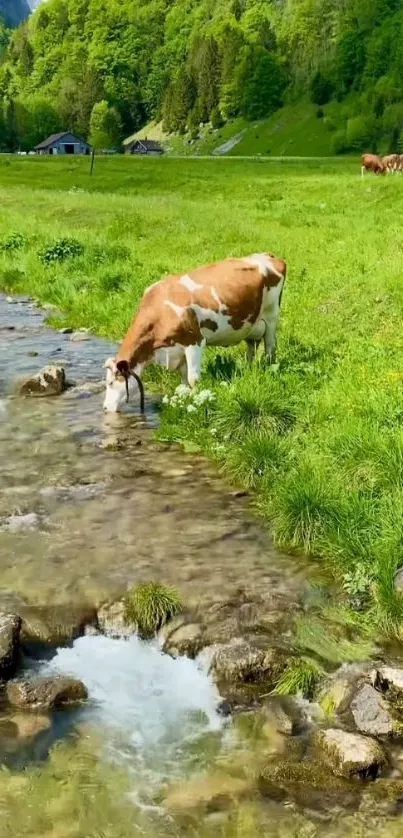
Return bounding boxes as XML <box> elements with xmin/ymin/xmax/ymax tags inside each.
<box><xmin>20</xmin><ymin>604</ymin><xmax>97</xmax><ymax>646</ymax></box>
<box><xmin>259</xmin><ymin>757</ymin><xmax>361</xmax><ymax>810</ymax></box>
<box><xmin>372</xmin><ymin>666</ymin><xmax>403</xmax><ymax>697</ymax></box>
<box><xmin>313</xmin><ymin>728</ymin><xmax>387</xmax><ymax>779</ymax></box>
<box><xmin>7</xmin><ymin>675</ymin><xmax>88</xmax><ymax>710</ymax></box>
<box><xmin>0</xmin><ymin>614</ymin><xmax>21</xmax><ymax>680</ymax></box>
<box><xmin>97</xmin><ymin>599</ymin><xmax>135</xmax><ymax>639</ymax></box>
<box><xmin>319</xmin><ymin>663</ymin><xmax>370</xmax><ymax>718</ymax></box>
<box><xmin>163</xmin><ymin>622</ymin><xmax>204</xmax><ymax>658</ymax></box>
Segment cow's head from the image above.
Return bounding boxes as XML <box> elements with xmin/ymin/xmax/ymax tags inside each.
<box><xmin>103</xmin><ymin>357</ymin><xmax>128</xmax><ymax>412</ymax></box>
<box><xmin>103</xmin><ymin>358</ymin><xmax>145</xmax><ymax>413</ymax></box>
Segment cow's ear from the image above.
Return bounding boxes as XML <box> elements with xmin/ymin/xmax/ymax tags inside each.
<box><xmin>116</xmin><ymin>360</ymin><xmax>130</xmax><ymax>376</ymax></box>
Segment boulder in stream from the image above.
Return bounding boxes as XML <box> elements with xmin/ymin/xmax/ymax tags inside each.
<box><xmin>313</xmin><ymin>728</ymin><xmax>387</xmax><ymax>779</ymax></box>
<box><xmin>350</xmin><ymin>684</ymin><xmax>395</xmax><ymax>737</ymax></box>
<box><xmin>19</xmin><ymin>603</ymin><xmax>97</xmax><ymax>646</ymax></box>
<box><xmin>97</xmin><ymin>599</ymin><xmax>136</xmax><ymax>639</ymax></box>
<box><xmin>0</xmin><ymin>614</ymin><xmax>21</xmax><ymax>680</ymax></box>
<box><xmin>7</xmin><ymin>675</ymin><xmax>88</xmax><ymax>709</ymax></box>
<box><xmin>19</xmin><ymin>365</ymin><xmax>66</xmax><ymax>397</ymax></box>
<box><xmin>203</xmin><ymin>639</ymin><xmax>284</xmax><ymax>684</ymax></box>
<box><xmin>372</xmin><ymin>665</ymin><xmax>403</xmax><ymax>697</ymax></box>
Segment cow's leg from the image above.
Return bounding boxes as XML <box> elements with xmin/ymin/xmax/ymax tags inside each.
<box><xmin>179</xmin><ymin>359</ymin><xmax>188</xmax><ymax>383</ymax></box>
<box><xmin>361</xmin><ymin>165</ymin><xmax>365</xmax><ymax>178</ymax></box>
<box><xmin>246</xmin><ymin>339</ymin><xmax>260</xmax><ymax>363</ymax></box>
<box><xmin>185</xmin><ymin>340</ymin><xmax>206</xmax><ymax>388</ymax></box>
<box><xmin>263</xmin><ymin>284</ymin><xmax>283</xmax><ymax>365</ymax></box>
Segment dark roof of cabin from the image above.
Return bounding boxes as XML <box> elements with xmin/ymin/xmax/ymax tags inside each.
<box><xmin>34</xmin><ymin>132</ymin><xmax>90</xmax><ymax>150</ymax></box>
<box><xmin>129</xmin><ymin>139</ymin><xmax>164</xmax><ymax>151</ymax></box>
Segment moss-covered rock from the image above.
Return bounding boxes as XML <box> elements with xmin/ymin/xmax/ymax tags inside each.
<box><xmin>259</xmin><ymin>757</ymin><xmax>361</xmax><ymax>810</ymax></box>
<box><xmin>313</xmin><ymin>728</ymin><xmax>387</xmax><ymax>779</ymax></box>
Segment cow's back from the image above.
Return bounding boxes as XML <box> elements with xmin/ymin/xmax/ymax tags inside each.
<box><xmin>145</xmin><ymin>254</ymin><xmax>286</xmax><ymax>348</ymax></box>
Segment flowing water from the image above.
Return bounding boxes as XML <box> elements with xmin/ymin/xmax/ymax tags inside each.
<box><xmin>0</xmin><ymin>294</ymin><xmax>403</xmax><ymax>838</ymax></box>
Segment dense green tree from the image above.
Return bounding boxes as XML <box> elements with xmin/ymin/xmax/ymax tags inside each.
<box><xmin>89</xmin><ymin>100</ymin><xmax>123</xmax><ymax>149</ymax></box>
<box><xmin>3</xmin><ymin>0</ymin><xmax>403</xmax><ymax>152</ymax></box>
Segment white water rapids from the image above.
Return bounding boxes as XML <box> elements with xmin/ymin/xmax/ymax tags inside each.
<box><xmin>42</xmin><ymin>635</ymin><xmax>223</xmax><ymax>803</ymax></box>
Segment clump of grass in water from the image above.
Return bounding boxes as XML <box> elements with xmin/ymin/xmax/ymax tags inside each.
<box><xmin>125</xmin><ymin>582</ymin><xmax>182</xmax><ymax>638</ymax></box>
<box><xmin>272</xmin><ymin>657</ymin><xmax>324</xmax><ymax>697</ymax></box>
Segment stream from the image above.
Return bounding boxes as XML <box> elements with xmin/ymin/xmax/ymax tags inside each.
<box><xmin>0</xmin><ymin>294</ymin><xmax>403</xmax><ymax>837</ymax></box>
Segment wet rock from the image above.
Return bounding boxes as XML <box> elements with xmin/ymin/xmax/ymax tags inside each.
<box><xmin>259</xmin><ymin>758</ymin><xmax>360</xmax><ymax>810</ymax></box>
<box><xmin>59</xmin><ymin>327</ymin><xmax>73</xmax><ymax>334</ymax></box>
<box><xmin>372</xmin><ymin>665</ymin><xmax>403</xmax><ymax>697</ymax></box>
<box><xmin>0</xmin><ymin>614</ymin><xmax>21</xmax><ymax>680</ymax></box>
<box><xmin>261</xmin><ymin>699</ymin><xmax>294</xmax><ymax>735</ymax></box>
<box><xmin>313</xmin><ymin>728</ymin><xmax>387</xmax><ymax>779</ymax></box>
<box><xmin>27</xmin><ymin>351</ymin><xmax>38</xmax><ymax>357</ymax></box>
<box><xmin>0</xmin><ymin>512</ymin><xmax>39</xmax><ymax>532</ymax></box>
<box><xmin>19</xmin><ymin>604</ymin><xmax>97</xmax><ymax>646</ymax></box>
<box><xmin>203</xmin><ymin>639</ymin><xmax>284</xmax><ymax>684</ymax></box>
<box><xmin>70</xmin><ymin>330</ymin><xmax>91</xmax><ymax>342</ymax></box>
<box><xmin>7</xmin><ymin>675</ymin><xmax>88</xmax><ymax>709</ymax></box>
<box><xmin>97</xmin><ymin>599</ymin><xmax>135</xmax><ymax>639</ymax></box>
<box><xmin>19</xmin><ymin>365</ymin><xmax>66</xmax><ymax>397</ymax></box>
<box><xmin>163</xmin><ymin>623</ymin><xmax>203</xmax><ymax>658</ymax></box>
<box><xmin>319</xmin><ymin>663</ymin><xmax>370</xmax><ymax>717</ymax></box>
<box><xmin>9</xmin><ymin>713</ymin><xmax>51</xmax><ymax>739</ymax></box>
<box><xmin>350</xmin><ymin>684</ymin><xmax>395</xmax><ymax>737</ymax></box>
<box><xmin>165</xmin><ymin>773</ymin><xmax>250</xmax><ymax>815</ymax></box>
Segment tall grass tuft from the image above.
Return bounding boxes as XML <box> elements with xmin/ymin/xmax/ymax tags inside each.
<box><xmin>270</xmin><ymin>461</ymin><xmax>342</xmax><ymax>555</ymax></box>
<box><xmin>272</xmin><ymin>657</ymin><xmax>324</xmax><ymax>697</ymax></box>
<box><xmin>125</xmin><ymin>582</ymin><xmax>182</xmax><ymax>637</ymax></box>
<box><xmin>223</xmin><ymin>430</ymin><xmax>288</xmax><ymax>489</ymax></box>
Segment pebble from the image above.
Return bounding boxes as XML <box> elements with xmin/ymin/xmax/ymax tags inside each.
<box><xmin>27</xmin><ymin>351</ymin><xmax>38</xmax><ymax>357</ymax></box>
<box><xmin>70</xmin><ymin>331</ymin><xmax>91</xmax><ymax>342</ymax></box>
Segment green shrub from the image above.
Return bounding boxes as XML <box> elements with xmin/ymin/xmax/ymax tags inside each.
<box><xmin>39</xmin><ymin>237</ymin><xmax>84</xmax><ymax>265</ymax></box>
<box><xmin>124</xmin><ymin>582</ymin><xmax>182</xmax><ymax>637</ymax></box>
<box><xmin>0</xmin><ymin>232</ymin><xmax>26</xmax><ymax>252</ymax></box>
<box><xmin>331</xmin><ymin>129</ymin><xmax>348</xmax><ymax>154</ymax></box>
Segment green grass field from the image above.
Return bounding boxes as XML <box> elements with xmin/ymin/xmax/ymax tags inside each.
<box><xmin>1</xmin><ymin>154</ymin><xmax>403</xmax><ymax>639</ymax></box>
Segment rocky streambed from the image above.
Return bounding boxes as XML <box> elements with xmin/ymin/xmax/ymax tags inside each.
<box><xmin>2</xmin><ymin>294</ymin><xmax>403</xmax><ymax>836</ymax></box>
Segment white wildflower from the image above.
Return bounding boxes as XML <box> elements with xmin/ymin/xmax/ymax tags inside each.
<box><xmin>210</xmin><ymin>427</ymin><xmax>217</xmax><ymax>435</ymax></box>
<box><xmin>194</xmin><ymin>389</ymin><xmax>216</xmax><ymax>406</ymax></box>
<box><xmin>162</xmin><ymin>395</ymin><xmax>169</xmax><ymax>405</ymax></box>
<box><xmin>175</xmin><ymin>384</ymin><xmax>191</xmax><ymax>398</ymax></box>
<box><xmin>187</xmin><ymin>404</ymin><xmax>196</xmax><ymax>413</ymax></box>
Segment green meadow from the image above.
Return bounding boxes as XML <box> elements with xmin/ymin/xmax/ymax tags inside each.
<box><xmin>1</xmin><ymin>154</ymin><xmax>403</xmax><ymax>637</ymax></box>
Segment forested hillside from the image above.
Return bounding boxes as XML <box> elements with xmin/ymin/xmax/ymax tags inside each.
<box><xmin>0</xmin><ymin>0</ymin><xmax>403</xmax><ymax>153</ymax></box>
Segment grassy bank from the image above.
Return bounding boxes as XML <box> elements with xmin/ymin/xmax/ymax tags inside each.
<box><xmin>1</xmin><ymin>155</ymin><xmax>403</xmax><ymax>638</ymax></box>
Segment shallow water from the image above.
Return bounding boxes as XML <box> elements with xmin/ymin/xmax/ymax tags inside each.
<box><xmin>0</xmin><ymin>293</ymin><xmax>310</xmax><ymax>610</ymax></box>
<box><xmin>1</xmin><ymin>294</ymin><xmax>403</xmax><ymax>837</ymax></box>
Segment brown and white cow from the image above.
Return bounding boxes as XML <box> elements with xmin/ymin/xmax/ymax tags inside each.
<box><xmin>103</xmin><ymin>253</ymin><xmax>286</xmax><ymax>412</ymax></box>
<box><xmin>382</xmin><ymin>153</ymin><xmax>399</xmax><ymax>173</ymax></box>
<box><xmin>361</xmin><ymin>153</ymin><xmax>385</xmax><ymax>176</ymax></box>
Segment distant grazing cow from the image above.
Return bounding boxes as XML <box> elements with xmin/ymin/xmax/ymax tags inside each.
<box><xmin>382</xmin><ymin>153</ymin><xmax>399</xmax><ymax>173</ymax></box>
<box><xmin>103</xmin><ymin>253</ymin><xmax>287</xmax><ymax>412</ymax></box>
<box><xmin>361</xmin><ymin>154</ymin><xmax>385</xmax><ymax>176</ymax></box>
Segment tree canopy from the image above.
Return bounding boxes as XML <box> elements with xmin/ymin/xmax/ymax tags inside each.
<box><xmin>0</xmin><ymin>0</ymin><xmax>403</xmax><ymax>152</ymax></box>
